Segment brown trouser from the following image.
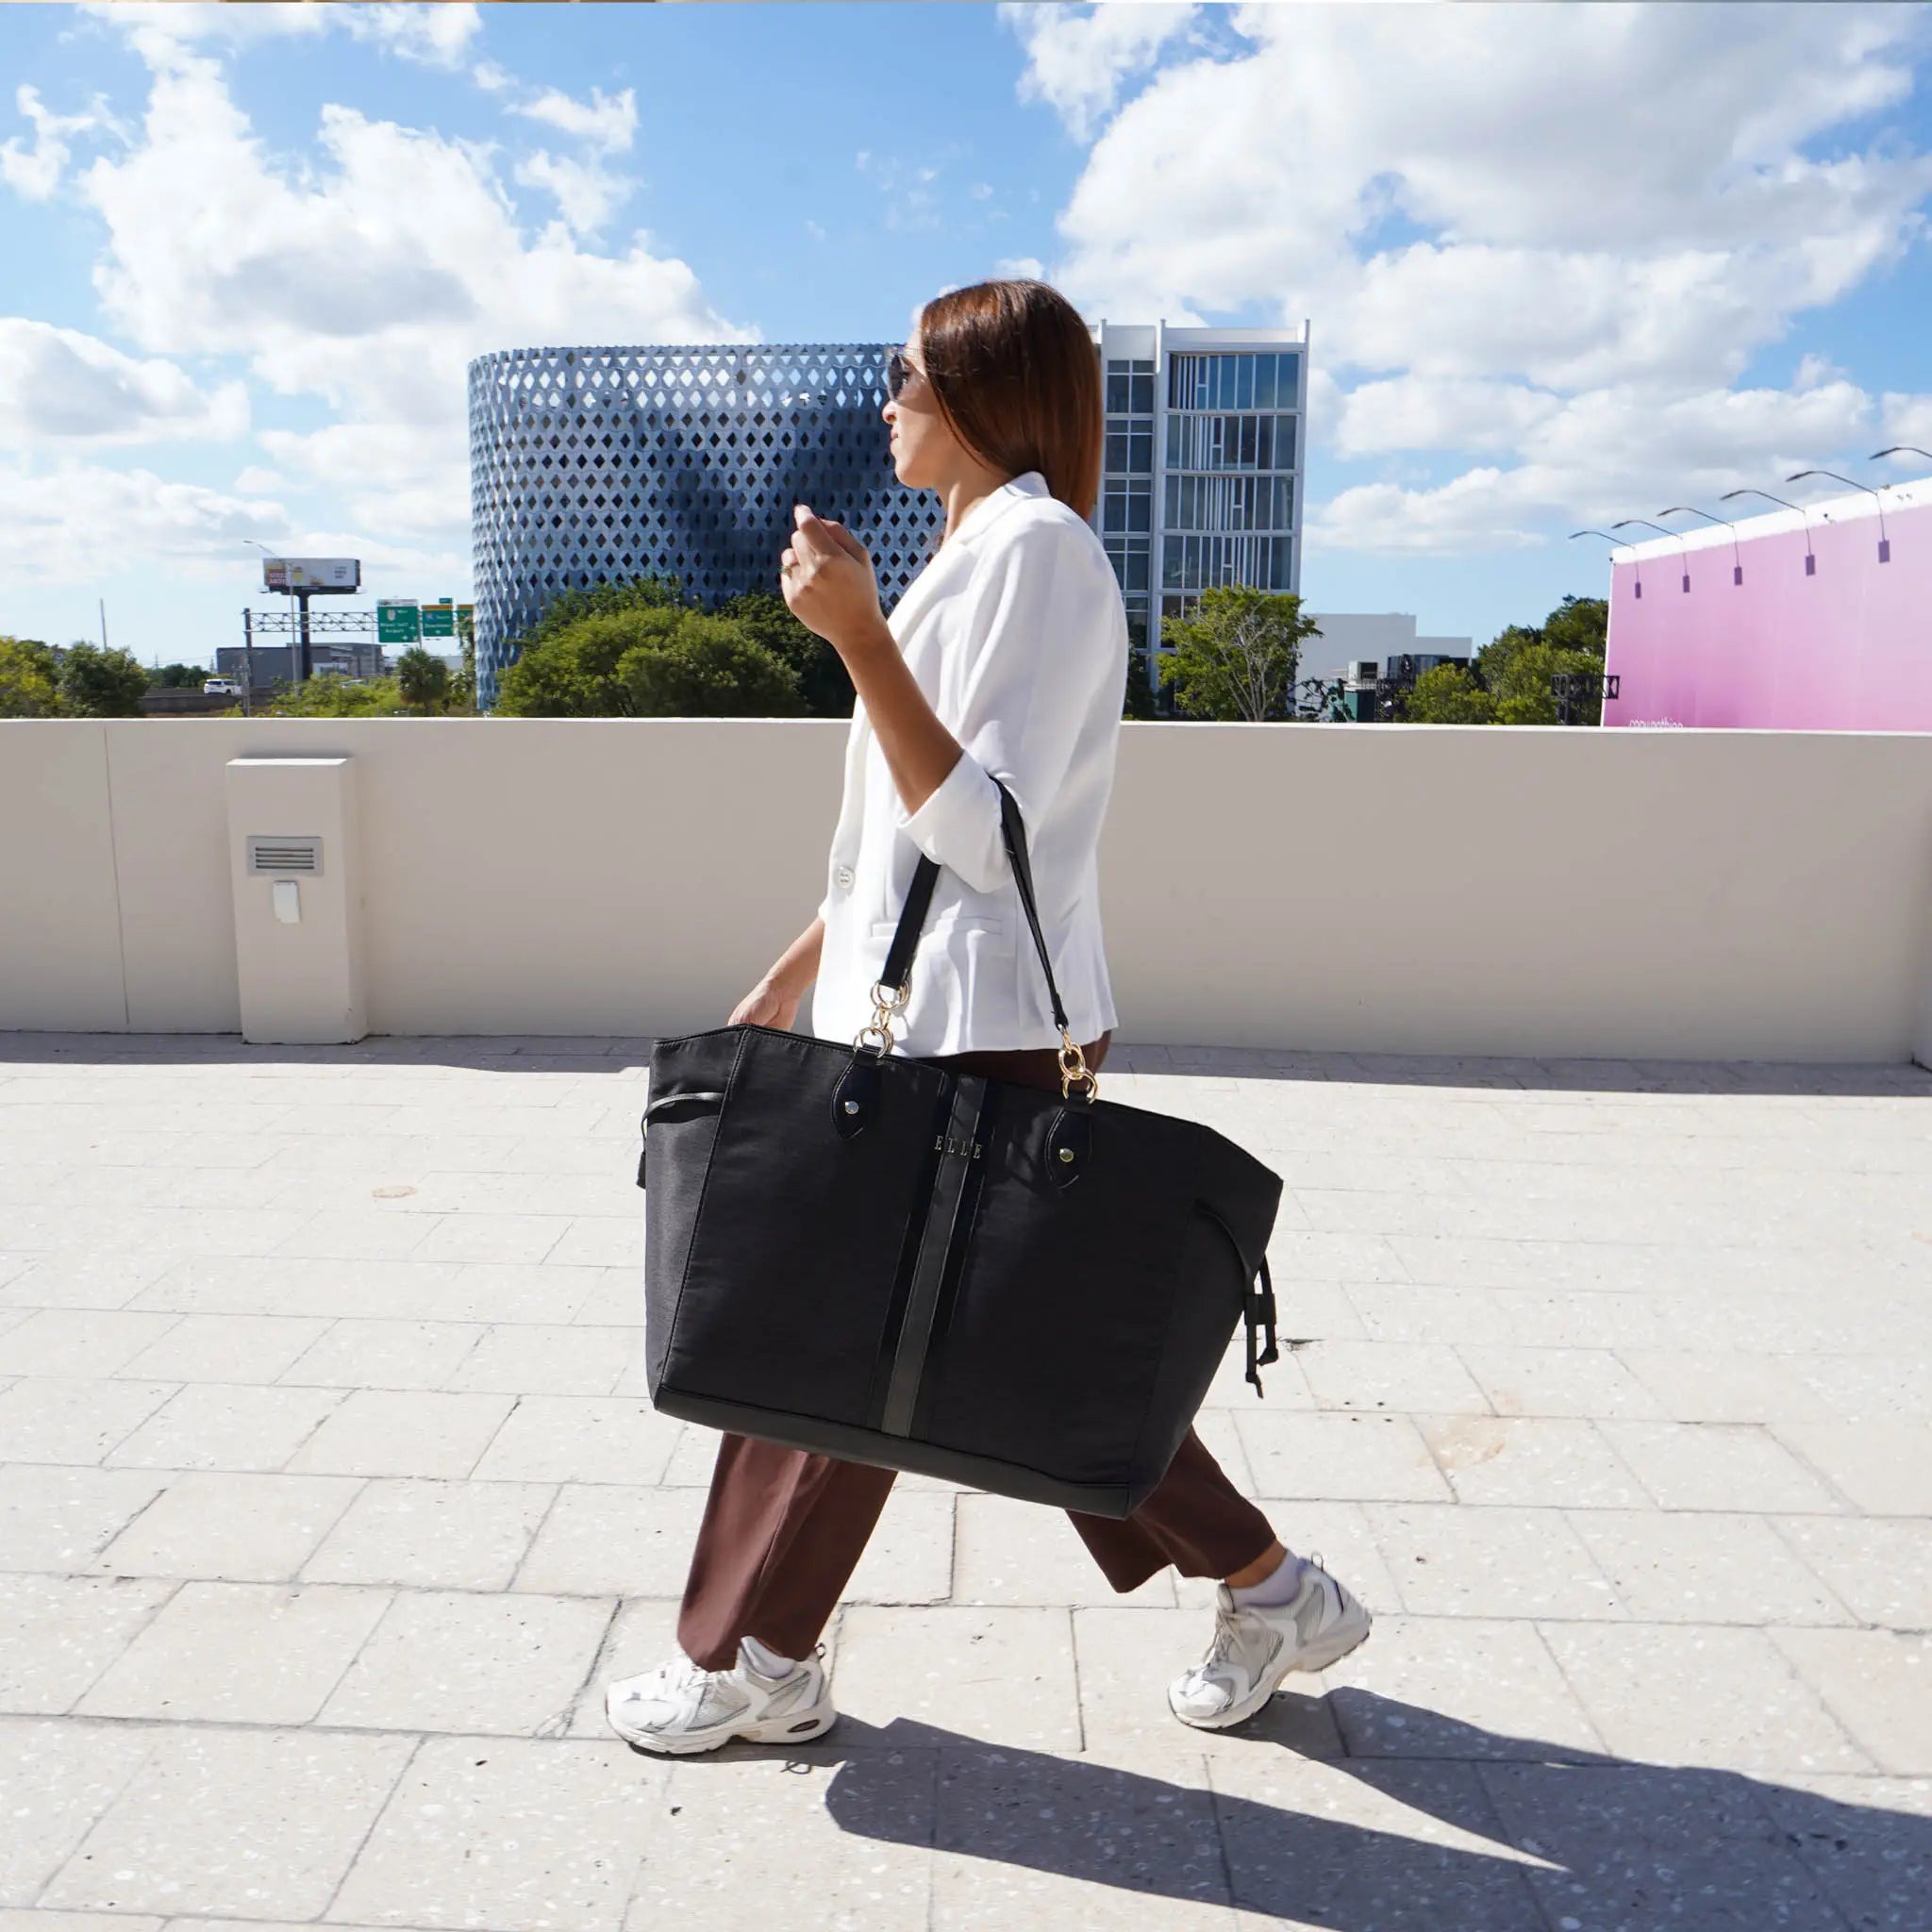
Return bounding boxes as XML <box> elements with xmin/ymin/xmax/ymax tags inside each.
<box><xmin>677</xmin><ymin>1027</ymin><xmax>1278</xmax><ymax>1671</ymax></box>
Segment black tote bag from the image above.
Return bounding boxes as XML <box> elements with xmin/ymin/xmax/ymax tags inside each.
<box><xmin>637</xmin><ymin>781</ymin><xmax>1282</xmax><ymax>1517</ymax></box>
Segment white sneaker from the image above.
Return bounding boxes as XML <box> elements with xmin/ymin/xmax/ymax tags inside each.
<box><xmin>1169</xmin><ymin>1557</ymin><xmax>1372</xmax><ymax>1730</ymax></box>
<box><xmin>604</xmin><ymin>1642</ymin><xmax>836</xmax><ymax>1756</ymax></box>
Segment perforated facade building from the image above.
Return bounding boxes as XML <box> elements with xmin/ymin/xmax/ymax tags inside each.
<box><xmin>468</xmin><ymin>323</ymin><xmax>1307</xmax><ymax>708</ymax></box>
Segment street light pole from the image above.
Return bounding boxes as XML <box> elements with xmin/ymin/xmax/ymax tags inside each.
<box><xmin>1570</xmin><ymin>528</ymin><xmax>1642</xmax><ymax>597</ymax></box>
<box><xmin>1788</xmin><ymin>468</ymin><xmax>1891</xmax><ymax>563</ymax></box>
<box><xmin>1659</xmin><ymin>507</ymin><xmax>1744</xmax><ymax>586</ymax></box>
<box><xmin>1611</xmin><ymin>517</ymin><xmax>1690</xmax><ymax>593</ymax></box>
<box><xmin>1720</xmin><ymin>489</ymin><xmax>1817</xmax><ymax>575</ymax></box>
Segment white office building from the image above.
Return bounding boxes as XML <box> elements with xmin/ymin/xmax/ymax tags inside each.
<box><xmin>1297</xmin><ymin>612</ymin><xmax>1474</xmax><ymax>690</ymax></box>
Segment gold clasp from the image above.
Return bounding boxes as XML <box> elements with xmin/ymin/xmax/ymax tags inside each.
<box><xmin>854</xmin><ymin>977</ymin><xmax>908</xmax><ymax>1055</ymax></box>
<box><xmin>1058</xmin><ymin>1030</ymin><xmax>1099</xmax><ymax>1100</ymax></box>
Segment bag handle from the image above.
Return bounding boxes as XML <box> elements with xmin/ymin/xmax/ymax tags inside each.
<box><xmin>865</xmin><ymin>776</ymin><xmax>1096</xmax><ymax>1098</ymax></box>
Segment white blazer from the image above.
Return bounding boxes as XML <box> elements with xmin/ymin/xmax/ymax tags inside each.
<box><xmin>808</xmin><ymin>469</ymin><xmax>1127</xmax><ymax>1058</ymax></box>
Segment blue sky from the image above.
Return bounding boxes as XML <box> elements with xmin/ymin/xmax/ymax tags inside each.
<box><xmin>4</xmin><ymin>0</ymin><xmax>1930</xmax><ymax>668</ymax></box>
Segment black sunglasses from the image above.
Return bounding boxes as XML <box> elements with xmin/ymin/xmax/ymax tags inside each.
<box><xmin>886</xmin><ymin>348</ymin><xmax>923</xmax><ymax>401</ymax></box>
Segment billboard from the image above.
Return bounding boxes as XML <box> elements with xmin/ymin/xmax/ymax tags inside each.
<box><xmin>1602</xmin><ymin>476</ymin><xmax>1932</xmax><ymax>730</ymax></box>
<box><xmin>263</xmin><ymin>557</ymin><xmax>360</xmax><ymax>593</ymax></box>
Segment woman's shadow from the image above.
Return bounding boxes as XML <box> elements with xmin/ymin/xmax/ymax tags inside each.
<box><xmin>728</xmin><ymin>1687</ymin><xmax>1926</xmax><ymax>1927</ymax></box>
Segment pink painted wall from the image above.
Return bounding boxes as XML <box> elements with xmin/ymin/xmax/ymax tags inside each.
<box><xmin>1602</xmin><ymin>484</ymin><xmax>1932</xmax><ymax>729</ymax></box>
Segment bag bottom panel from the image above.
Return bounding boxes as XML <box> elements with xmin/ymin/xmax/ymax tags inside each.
<box><xmin>651</xmin><ymin>1387</ymin><xmax>1158</xmax><ymax>1518</ymax></box>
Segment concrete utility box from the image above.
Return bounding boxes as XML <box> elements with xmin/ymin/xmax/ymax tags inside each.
<box><xmin>225</xmin><ymin>756</ymin><xmax>366</xmax><ymax>1043</ymax></box>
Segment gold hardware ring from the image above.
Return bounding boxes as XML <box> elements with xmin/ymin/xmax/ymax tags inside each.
<box><xmin>1058</xmin><ymin>1031</ymin><xmax>1099</xmax><ymax>1100</ymax></box>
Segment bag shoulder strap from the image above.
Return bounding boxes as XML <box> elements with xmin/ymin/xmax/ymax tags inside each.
<box><xmin>880</xmin><ymin>777</ymin><xmax>1071</xmax><ymax>1036</ymax></box>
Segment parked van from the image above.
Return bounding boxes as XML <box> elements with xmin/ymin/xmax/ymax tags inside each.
<box><xmin>203</xmin><ymin>676</ymin><xmax>243</xmax><ymax>696</ymax></box>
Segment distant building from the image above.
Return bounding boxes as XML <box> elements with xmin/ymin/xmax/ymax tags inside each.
<box><xmin>468</xmin><ymin>320</ymin><xmax>1309</xmax><ymax>708</ymax></box>
<box><xmin>213</xmin><ymin>640</ymin><xmax>383</xmax><ymax>695</ymax></box>
<box><xmin>1297</xmin><ymin>613</ymin><xmax>1474</xmax><ymax>694</ymax></box>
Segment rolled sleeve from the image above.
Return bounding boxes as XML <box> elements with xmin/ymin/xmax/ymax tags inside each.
<box><xmin>892</xmin><ymin>517</ymin><xmax>1120</xmax><ymax>894</ymax></box>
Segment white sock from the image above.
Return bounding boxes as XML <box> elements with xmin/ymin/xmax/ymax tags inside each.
<box><xmin>740</xmin><ymin>1634</ymin><xmax>797</xmax><ymax>1679</ymax></box>
<box><xmin>1229</xmin><ymin>1551</ymin><xmax>1306</xmax><ymax>1608</ymax></box>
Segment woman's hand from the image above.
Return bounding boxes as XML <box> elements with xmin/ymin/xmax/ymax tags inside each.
<box><xmin>728</xmin><ymin>974</ymin><xmax>801</xmax><ymax>1031</ymax></box>
<box><xmin>780</xmin><ymin>505</ymin><xmax>889</xmax><ymax>660</ymax></box>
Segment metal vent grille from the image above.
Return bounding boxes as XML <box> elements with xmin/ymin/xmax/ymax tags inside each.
<box><xmin>247</xmin><ymin>836</ymin><xmax>323</xmax><ymax>876</ymax></box>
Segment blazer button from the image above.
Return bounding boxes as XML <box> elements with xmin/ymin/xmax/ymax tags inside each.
<box><xmin>834</xmin><ymin>864</ymin><xmax>855</xmax><ymax>890</ymax></box>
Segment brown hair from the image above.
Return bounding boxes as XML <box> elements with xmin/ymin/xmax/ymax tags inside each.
<box><xmin>916</xmin><ymin>279</ymin><xmax>1103</xmax><ymax>524</ymax></box>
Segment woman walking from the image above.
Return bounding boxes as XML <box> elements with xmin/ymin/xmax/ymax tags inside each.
<box><xmin>606</xmin><ymin>279</ymin><xmax>1369</xmax><ymax>1755</ymax></box>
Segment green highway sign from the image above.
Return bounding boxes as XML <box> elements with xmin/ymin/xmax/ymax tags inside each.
<box><xmin>420</xmin><ymin>601</ymin><xmax>455</xmax><ymax>640</ymax></box>
<box><xmin>377</xmin><ymin>600</ymin><xmax>420</xmax><ymax>645</ymax></box>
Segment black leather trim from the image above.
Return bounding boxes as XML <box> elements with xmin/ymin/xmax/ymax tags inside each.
<box><xmin>908</xmin><ymin>1078</ymin><xmax>1002</xmax><ymax>1441</ymax></box>
<box><xmin>831</xmin><ymin>1051</ymin><xmax>882</xmax><ymax>1139</ymax></box>
<box><xmin>1044</xmin><ymin>1099</ymin><xmax>1092</xmax><ymax>1191</ymax></box>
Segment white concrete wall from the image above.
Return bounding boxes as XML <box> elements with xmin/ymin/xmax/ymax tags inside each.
<box><xmin>5</xmin><ymin>717</ymin><xmax>1932</xmax><ymax>1062</ymax></box>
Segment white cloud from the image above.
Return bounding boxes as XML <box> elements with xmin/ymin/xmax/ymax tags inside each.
<box><xmin>993</xmin><ymin>255</ymin><xmax>1047</xmax><ymax>281</ymax></box>
<box><xmin>514</xmin><ymin>149</ymin><xmax>630</xmax><ymax>236</ymax></box>
<box><xmin>56</xmin><ymin>31</ymin><xmax>752</xmax><ymax>560</ymax></box>
<box><xmin>0</xmin><ymin>318</ymin><xmax>248</xmax><ymax>445</ymax></box>
<box><xmin>512</xmin><ymin>84</ymin><xmax>638</xmax><ymax>153</ymax></box>
<box><xmin>0</xmin><ymin>455</ymin><xmax>286</xmax><ymax>581</ymax></box>
<box><xmin>341</xmin><ymin>3</ymin><xmax>482</xmax><ymax>70</ymax></box>
<box><xmin>1</xmin><ymin>84</ymin><xmax>118</xmax><ymax>201</ymax></box>
<box><xmin>998</xmin><ymin>1</ymin><xmax>1202</xmax><ymax>144</ymax></box>
<box><xmin>1878</xmin><ymin>394</ymin><xmax>1932</xmax><ymax>458</ymax></box>
<box><xmin>1010</xmin><ymin>1</ymin><xmax>1932</xmax><ymax>553</ymax></box>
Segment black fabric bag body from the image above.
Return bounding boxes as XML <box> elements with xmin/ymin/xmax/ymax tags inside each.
<box><xmin>639</xmin><ymin>783</ymin><xmax>1283</xmax><ymax>1517</ymax></box>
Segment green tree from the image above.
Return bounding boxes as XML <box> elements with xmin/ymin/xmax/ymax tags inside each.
<box><xmin>393</xmin><ymin>646</ymin><xmax>453</xmax><ymax>714</ymax></box>
<box><xmin>0</xmin><ymin>636</ymin><xmax>64</xmax><ymax>717</ymax></box>
<box><xmin>261</xmin><ymin>673</ymin><xmax>406</xmax><ymax>717</ymax></box>
<box><xmin>711</xmin><ymin>590</ymin><xmax>854</xmax><ymax>717</ymax></box>
<box><xmin>1156</xmin><ymin>587</ymin><xmax>1319</xmax><ymax>722</ymax></box>
<box><xmin>147</xmin><ymin>662</ymin><xmax>209</xmax><ymax>690</ymax></box>
<box><xmin>496</xmin><ymin>608</ymin><xmax>685</xmax><ymax>716</ymax></box>
<box><xmin>58</xmin><ymin>643</ymin><xmax>150</xmax><ymax>718</ymax></box>
<box><xmin>621</xmin><ymin>614</ymin><xmax>805</xmax><ymax>717</ymax></box>
<box><xmin>1402</xmin><ymin>662</ymin><xmax>1501</xmax><ymax>724</ymax></box>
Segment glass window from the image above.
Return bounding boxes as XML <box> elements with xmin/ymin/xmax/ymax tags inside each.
<box><xmin>1256</xmin><ymin>355</ymin><xmax>1276</xmax><ymax>410</ymax></box>
<box><xmin>1106</xmin><ymin>428</ymin><xmax>1128</xmax><ymax>473</ymax></box>
<box><xmin>1276</xmin><ymin>413</ymin><xmax>1297</xmax><ymax>469</ymax></box>
<box><xmin>1276</xmin><ymin>353</ymin><xmax>1299</xmax><ymax>401</ymax></box>
<box><xmin>1124</xmin><ymin>544</ymin><xmax>1149</xmax><ymax>591</ymax></box>
<box><xmin>1108</xmin><ymin>358</ymin><xmax>1132</xmax><ymax>375</ymax></box>
<box><xmin>1129</xmin><ymin>372</ymin><xmax>1154</xmax><ymax>414</ymax></box>
<box><xmin>1106</xmin><ymin>371</ymin><xmax>1130</xmax><ymax>414</ymax></box>
<box><xmin>1128</xmin><ymin>426</ymin><xmax>1152</xmax><ymax>473</ymax></box>
<box><xmin>1236</xmin><ymin>356</ymin><xmax>1254</xmax><ymax>409</ymax></box>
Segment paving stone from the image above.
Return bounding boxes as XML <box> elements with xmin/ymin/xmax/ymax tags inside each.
<box><xmin>1418</xmin><ymin>1415</ymin><xmax>1650</xmax><ymax>1507</ymax></box>
<box><xmin>75</xmin><ymin>1581</ymin><xmax>391</xmax><ymax>1724</ymax></box>
<box><xmin>1321</xmin><ymin>1616</ymin><xmax>1607</xmax><ymax>1760</ymax></box>
<box><xmin>1363</xmin><ymin>1504</ymin><xmax>1625</xmax><ymax>1619</ymax></box>
<box><xmin>277</xmin><ymin>1317</ymin><xmax>484</xmax><ymax>1389</ymax></box>
<box><xmin>406</xmin><ymin>1211</ymin><xmax>572</xmax><ymax>1265</ymax></box>
<box><xmin>1234</xmin><ymin>1412</ymin><xmax>1453</xmax><ymax>1502</ymax></box>
<box><xmin>1771</xmin><ymin>1515</ymin><xmax>1932</xmax><ymax>1627</ymax></box>
<box><xmin>1479</xmin><ymin>1759</ymin><xmax>1848</xmax><ymax>1931</ymax></box>
<box><xmin>0</xmin><ymin>1716</ymin><xmax>156</xmax><ymax>1905</ymax></box>
<box><xmin>930</xmin><ymin>1747</ymin><xmax>1232</xmax><ymax>1928</ymax></box>
<box><xmin>103</xmin><ymin>1384</ymin><xmax>343</xmax><ymax>1473</ymax></box>
<box><xmin>0</xmin><ymin>1377</ymin><xmax>178</xmax><ymax>1465</ymax></box>
<box><xmin>129</xmin><ymin>1256</ymin><xmax>460</xmax><ymax>1322</ymax></box>
<box><xmin>0</xmin><ymin>1311</ymin><xmax>180</xmax><ymax>1378</ymax></box>
<box><xmin>444</xmin><ymin>1321</ymin><xmax>630</xmax><ymax>1393</ymax></box>
<box><xmin>0</xmin><ymin>1912</ymin><xmax>164</xmax><ymax>1931</ymax></box>
<box><xmin>1567</xmin><ymin>1508</ymin><xmax>1855</xmax><ymax>1624</ymax></box>
<box><xmin>0</xmin><ymin>1574</ymin><xmax>175</xmax><ymax>1713</ymax></box>
<box><xmin>115</xmin><ymin>1312</ymin><xmax>331</xmax><ymax>1384</ymax></box>
<box><xmin>284</xmin><ymin>1388</ymin><xmax>515</xmax><ymax>1478</ymax></box>
<box><xmin>91</xmin><ymin>1470</ymin><xmax>361</xmax><ymax>1582</ymax></box>
<box><xmin>318</xmin><ymin>1589</ymin><xmax>613</xmax><ymax>1735</ymax></box>
<box><xmin>1618</xmin><ymin>1347</ymin><xmax>1831</xmax><ymax>1423</ymax></box>
<box><xmin>1297</xmin><ymin>1341</ymin><xmax>1492</xmax><ymax>1415</ymax></box>
<box><xmin>1209</xmin><ymin>1756</ymin><xmax>1547</xmax><ymax>1929</ymax></box>
<box><xmin>631</xmin><ymin>1751</ymin><xmax>935</xmax><ymax>1931</ymax></box>
<box><xmin>1752</xmin><ymin>1773</ymin><xmax>1932</xmax><ymax>1932</ymax></box>
<box><xmin>424</xmin><ymin>1260</ymin><xmax>606</xmax><ymax>1324</ymax></box>
<box><xmin>301</xmin><ymin>1476</ymin><xmax>556</xmax><ymax>1591</ymax></box>
<box><xmin>1538</xmin><ymin>1623</ymin><xmax>1874</xmax><ymax>1774</ymax></box>
<box><xmin>0</xmin><ymin>1465</ymin><xmax>164</xmax><ymax>1572</ymax></box>
<box><xmin>0</xmin><ymin>1251</ymin><xmax>176</xmax><ymax>1312</ymax></box>
<box><xmin>836</xmin><ymin>1607</ymin><xmax>1081</xmax><ymax>1751</ymax></box>
<box><xmin>954</xmin><ymin>1494</ymin><xmax>1168</xmax><ymax>1607</ymax></box>
<box><xmin>328</xmin><ymin>1735</ymin><xmax>658</xmax><ymax>1932</ymax></box>
<box><xmin>266</xmin><ymin>1204</ymin><xmax>442</xmax><ymax>1261</ymax></box>
<box><xmin>516</xmin><ymin>1483</ymin><xmax>707</xmax><ymax>1596</ymax></box>
<box><xmin>1770</xmin><ymin>1629</ymin><xmax>1932</xmax><ymax>1776</ymax></box>
<box><xmin>1071</xmin><ymin>1606</ymin><xmax>1342</xmax><ymax>1762</ymax></box>
<box><xmin>1598</xmin><ymin>1421</ymin><xmax>1848</xmax><ymax>1513</ymax></box>
<box><xmin>470</xmin><ymin>1393</ymin><xmax>683</xmax><ymax>1485</ymax></box>
<box><xmin>38</xmin><ymin>1724</ymin><xmax>412</xmax><ymax>1919</ymax></box>
<box><xmin>1454</xmin><ymin>1344</ymin><xmax>1663</xmax><ymax>1419</ymax></box>
<box><xmin>1770</xmin><ymin>1420</ymin><xmax>1932</xmax><ymax>1514</ymax></box>
<box><xmin>845</xmin><ymin>1487</ymin><xmax>958</xmax><ymax>1605</ymax></box>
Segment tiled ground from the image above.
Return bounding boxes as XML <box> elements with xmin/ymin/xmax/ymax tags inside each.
<box><xmin>1</xmin><ymin>1031</ymin><xmax>1928</xmax><ymax>1930</ymax></box>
